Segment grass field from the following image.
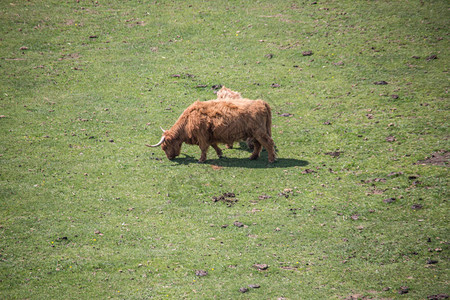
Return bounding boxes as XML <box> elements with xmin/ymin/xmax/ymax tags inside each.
<box><xmin>0</xmin><ymin>0</ymin><xmax>448</xmax><ymax>299</ymax></box>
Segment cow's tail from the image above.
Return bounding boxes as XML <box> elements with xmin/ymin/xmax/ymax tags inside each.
<box><xmin>265</xmin><ymin>102</ymin><xmax>272</xmax><ymax>136</ymax></box>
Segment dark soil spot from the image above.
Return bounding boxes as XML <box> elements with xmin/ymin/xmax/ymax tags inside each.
<box><xmin>398</xmin><ymin>286</ymin><xmax>409</xmax><ymax>294</ymax></box>
<box><xmin>374</xmin><ymin>81</ymin><xmax>388</xmax><ymax>85</ymax></box>
<box><xmin>362</xmin><ymin>178</ymin><xmax>386</xmax><ymax>184</ymax></box>
<box><xmin>416</xmin><ymin>150</ymin><xmax>449</xmax><ymax>166</ymax></box>
<box><xmin>387</xmin><ymin>171</ymin><xmax>403</xmax><ymax>177</ymax></box>
<box><xmin>411</xmin><ymin>204</ymin><xmax>423</xmax><ymax>210</ymax></box>
<box><xmin>426</xmin><ymin>54</ymin><xmax>438</xmax><ymax>61</ymax></box>
<box><xmin>383</xmin><ymin>197</ymin><xmax>396</xmax><ymax>203</ymax></box>
<box><xmin>211</xmin><ymin>84</ymin><xmax>222</xmax><ymax>90</ymax></box>
<box><xmin>325</xmin><ymin>151</ymin><xmax>342</xmax><ymax>157</ymax></box>
<box><xmin>212</xmin><ymin>193</ymin><xmax>238</xmax><ymax>205</ymax></box>
<box><xmin>279</xmin><ymin>113</ymin><xmax>293</xmax><ymax>117</ymax></box>
<box><xmin>302</xmin><ymin>169</ymin><xmax>316</xmax><ymax>174</ymax></box>
<box><xmin>265</xmin><ymin>53</ymin><xmax>274</xmax><ymax>59</ymax></box>
<box><xmin>427</xmin><ymin>259</ymin><xmax>438</xmax><ymax>265</ymax></box>
<box><xmin>428</xmin><ymin>294</ymin><xmax>449</xmax><ymax>300</ymax></box>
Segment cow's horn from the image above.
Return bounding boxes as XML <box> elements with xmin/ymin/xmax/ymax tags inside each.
<box><xmin>146</xmin><ymin>135</ymin><xmax>165</xmax><ymax>147</ymax></box>
<box><xmin>160</xmin><ymin>126</ymin><xmax>166</xmax><ymax>132</ymax></box>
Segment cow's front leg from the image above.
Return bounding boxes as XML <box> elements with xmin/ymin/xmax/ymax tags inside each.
<box><xmin>211</xmin><ymin>143</ymin><xmax>223</xmax><ymax>158</ymax></box>
<box><xmin>198</xmin><ymin>144</ymin><xmax>209</xmax><ymax>163</ymax></box>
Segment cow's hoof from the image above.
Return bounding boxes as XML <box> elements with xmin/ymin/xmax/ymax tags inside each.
<box><xmin>249</xmin><ymin>155</ymin><xmax>259</xmax><ymax>160</ymax></box>
<box><xmin>197</xmin><ymin>160</ymin><xmax>205</xmax><ymax>164</ymax></box>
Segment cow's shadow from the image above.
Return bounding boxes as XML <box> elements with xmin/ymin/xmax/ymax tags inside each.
<box><xmin>172</xmin><ymin>153</ymin><xmax>309</xmax><ymax>169</ymax></box>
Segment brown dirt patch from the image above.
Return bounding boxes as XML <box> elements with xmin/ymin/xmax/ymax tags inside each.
<box><xmin>416</xmin><ymin>150</ymin><xmax>449</xmax><ymax>166</ymax></box>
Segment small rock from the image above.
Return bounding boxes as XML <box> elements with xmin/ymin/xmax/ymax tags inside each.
<box><xmin>391</xmin><ymin>94</ymin><xmax>399</xmax><ymax>99</ymax></box>
<box><xmin>302</xmin><ymin>51</ymin><xmax>313</xmax><ymax>56</ymax></box>
<box><xmin>383</xmin><ymin>198</ymin><xmax>396</xmax><ymax>203</ymax></box>
<box><xmin>239</xmin><ymin>287</ymin><xmax>249</xmax><ymax>293</ymax></box>
<box><xmin>234</xmin><ymin>221</ymin><xmax>244</xmax><ymax>228</ymax></box>
<box><xmin>386</xmin><ymin>136</ymin><xmax>397</xmax><ymax>142</ymax></box>
<box><xmin>248</xmin><ymin>284</ymin><xmax>261</xmax><ymax>289</ymax></box>
<box><xmin>253</xmin><ymin>264</ymin><xmax>269</xmax><ymax>271</ymax></box>
<box><xmin>264</xmin><ymin>53</ymin><xmax>274</xmax><ymax>59</ymax></box>
<box><xmin>271</xmin><ymin>83</ymin><xmax>281</xmax><ymax>88</ymax></box>
<box><xmin>427</xmin><ymin>259</ymin><xmax>438</xmax><ymax>265</ymax></box>
<box><xmin>374</xmin><ymin>81</ymin><xmax>388</xmax><ymax>85</ymax></box>
<box><xmin>426</xmin><ymin>54</ymin><xmax>438</xmax><ymax>61</ymax></box>
<box><xmin>195</xmin><ymin>270</ymin><xmax>208</xmax><ymax>276</ymax></box>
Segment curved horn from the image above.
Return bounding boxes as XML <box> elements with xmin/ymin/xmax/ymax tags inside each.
<box><xmin>146</xmin><ymin>135</ymin><xmax>165</xmax><ymax>147</ymax></box>
<box><xmin>160</xmin><ymin>126</ymin><xmax>166</xmax><ymax>132</ymax></box>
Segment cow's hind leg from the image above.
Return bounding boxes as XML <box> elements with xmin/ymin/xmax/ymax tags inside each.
<box><xmin>211</xmin><ymin>143</ymin><xmax>223</xmax><ymax>158</ymax></box>
<box><xmin>254</xmin><ymin>133</ymin><xmax>276</xmax><ymax>163</ymax></box>
<box><xmin>249</xmin><ymin>140</ymin><xmax>262</xmax><ymax>160</ymax></box>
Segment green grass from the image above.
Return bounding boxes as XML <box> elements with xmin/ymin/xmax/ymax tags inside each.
<box><xmin>1</xmin><ymin>0</ymin><xmax>448</xmax><ymax>299</ymax></box>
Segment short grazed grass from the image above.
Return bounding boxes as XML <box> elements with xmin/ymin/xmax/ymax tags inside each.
<box><xmin>0</xmin><ymin>0</ymin><xmax>448</xmax><ymax>299</ymax></box>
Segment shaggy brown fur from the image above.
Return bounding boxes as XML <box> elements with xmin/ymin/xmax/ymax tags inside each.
<box><xmin>216</xmin><ymin>86</ymin><xmax>242</xmax><ymax>100</ymax></box>
<box><xmin>150</xmin><ymin>99</ymin><xmax>276</xmax><ymax>163</ymax></box>
<box><xmin>216</xmin><ymin>86</ymin><xmax>254</xmax><ymax>150</ymax></box>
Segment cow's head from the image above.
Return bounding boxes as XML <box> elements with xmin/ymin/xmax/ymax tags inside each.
<box><xmin>147</xmin><ymin>128</ymin><xmax>182</xmax><ymax>160</ymax></box>
<box><xmin>160</xmin><ymin>135</ymin><xmax>182</xmax><ymax>160</ymax></box>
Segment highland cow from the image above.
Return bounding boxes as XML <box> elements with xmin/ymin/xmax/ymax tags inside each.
<box><xmin>147</xmin><ymin>99</ymin><xmax>276</xmax><ymax>163</ymax></box>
